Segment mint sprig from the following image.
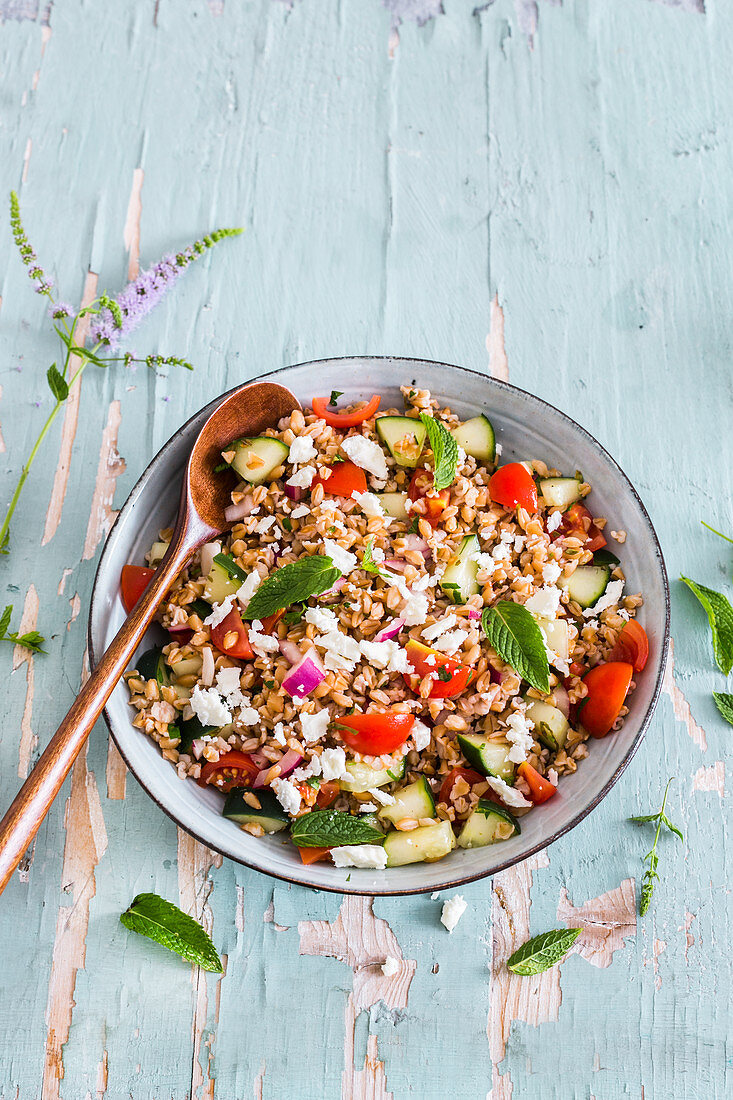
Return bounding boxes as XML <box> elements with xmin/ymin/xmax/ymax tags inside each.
<box><xmin>0</xmin><ymin>604</ymin><xmax>45</xmax><ymax>653</ymax></box>
<box><xmin>507</xmin><ymin>928</ymin><xmax>581</xmax><ymax>975</ymax></box>
<box><xmin>361</xmin><ymin>536</ymin><xmax>387</xmax><ymax>577</ymax></box>
<box><xmin>629</xmin><ymin>778</ymin><xmax>683</xmax><ymax>916</ymax></box>
<box><xmin>681</xmin><ymin>575</ymin><xmax>733</xmax><ymax>675</ymax></box>
<box><xmin>243</xmin><ymin>556</ymin><xmax>342</xmax><ymax>620</ymax></box>
<box><xmin>120</xmin><ymin>893</ymin><xmax>223</xmax><ymax>972</ymax></box>
<box><xmin>481</xmin><ymin>600</ymin><xmax>550</xmax><ymax>694</ymax></box>
<box><xmin>290</xmin><ymin>809</ymin><xmax>385</xmax><ymax>848</ymax></box>
<box><xmin>419</xmin><ymin>413</ymin><xmax>459</xmax><ymax>492</ymax></box>
<box><xmin>713</xmin><ymin>692</ymin><xmax>733</xmax><ymax>726</ymax></box>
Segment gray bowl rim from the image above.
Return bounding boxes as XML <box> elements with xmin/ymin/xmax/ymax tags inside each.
<box><xmin>88</xmin><ymin>355</ymin><xmax>671</xmax><ymax>896</ymax></box>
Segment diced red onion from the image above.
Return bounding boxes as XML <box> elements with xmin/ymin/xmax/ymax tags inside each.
<box><xmin>253</xmin><ymin>748</ymin><xmax>304</xmax><ymax>788</ymax></box>
<box><xmin>192</xmin><ymin>739</ymin><xmax>205</xmax><ymax>760</ymax></box>
<box><xmin>200</xmin><ymin>541</ymin><xmax>221</xmax><ymax>577</ymax></box>
<box><xmin>384</xmin><ymin>558</ymin><xmax>409</xmax><ymax>573</ymax></box>
<box><xmin>224</xmin><ymin>494</ymin><xmax>257</xmax><ymax>523</ymax></box>
<box><xmin>321</xmin><ymin>575</ymin><xmax>345</xmax><ymax>597</ymax></box>
<box><xmin>248</xmin><ymin>750</ymin><xmax>270</xmax><ymax>768</ymax></box>
<box><xmin>553</xmin><ymin>682</ymin><xmax>570</xmax><ymax>718</ymax></box>
<box><xmin>375</xmin><ymin>616</ymin><xmax>405</xmax><ymax>642</ymax></box>
<box><xmin>279</xmin><ymin>639</ymin><xmax>303</xmax><ymax>665</ymax></box>
<box><xmin>467</xmin><ymin>608</ymin><xmax>481</xmax><ymax>621</ymax></box>
<box><xmin>489</xmin><ymin>666</ymin><xmax>502</xmax><ymax>685</ymax></box>
<box><xmin>168</xmin><ymin>625</ymin><xmax>194</xmax><ymax>644</ymax></box>
<box><xmin>403</xmin><ymin>534</ymin><xmax>430</xmax><ymax>559</ymax></box>
<box><xmin>282</xmin><ymin>649</ymin><xmax>327</xmax><ymax>698</ymax></box>
<box><xmin>285</xmin><ymin>484</ymin><xmax>305</xmax><ymax>502</ymax></box>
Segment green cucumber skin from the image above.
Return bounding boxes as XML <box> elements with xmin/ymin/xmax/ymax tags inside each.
<box><xmin>223</xmin><ymin>789</ymin><xmax>288</xmax><ymax>833</ymax></box>
<box><xmin>230</xmin><ymin>437</ymin><xmax>290</xmax><ymax>485</ymax></box>
<box><xmin>456</xmin><ymin>733</ymin><xmax>515</xmax><ymax>783</ymax></box>
<box><xmin>539</xmin><ymin>477</ymin><xmax>583</xmax><ymax>509</ymax></box>
<box><xmin>177</xmin><ymin>715</ymin><xmax>217</xmax><ymax>754</ymax></box>
<box><xmin>383</xmin><ymin>820</ymin><xmax>455</xmax><ymax>866</ymax></box>
<box><xmin>450</xmin><ymin>415</ymin><xmax>496</xmax><ymax>462</ymax></box>
<box><xmin>457</xmin><ymin>799</ymin><xmax>519</xmax><ymax>848</ymax></box>
<box><xmin>135</xmin><ymin>646</ymin><xmax>168</xmax><ymax>685</ymax></box>
<box><xmin>378</xmin><ymin>777</ymin><xmax>435</xmax><ymax>826</ymax></box>
<box><xmin>375</xmin><ymin>416</ymin><xmax>427</xmax><ymax>467</ymax></box>
<box><xmin>440</xmin><ymin>533</ymin><xmax>480</xmax><ymax>605</ymax></box>
<box><xmin>565</xmin><ymin>564</ymin><xmax>611</xmax><ymax>609</ymax></box>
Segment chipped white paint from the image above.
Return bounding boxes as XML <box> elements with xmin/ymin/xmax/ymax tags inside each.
<box><xmin>662</xmin><ymin>639</ymin><xmax>707</xmax><ymax>751</ymax></box>
<box><xmin>692</xmin><ymin>761</ymin><xmax>725</xmax><ymax>797</ymax></box>
<box><xmin>487</xmin><ymin>294</ymin><xmax>510</xmax><ymax>383</ymax></box>
<box><xmin>123</xmin><ymin>167</ymin><xmax>144</xmax><ymax>281</ymax></box>
<box><xmin>66</xmin><ymin>591</ymin><xmax>80</xmax><ymax>629</ymax></box>
<box><xmin>82</xmin><ymin>399</ymin><xmax>126</xmax><ymax>560</ymax></box>
<box><xmin>104</xmin><ymin>737</ymin><xmax>127</xmax><ymax>800</ymax></box>
<box><xmin>557</xmin><ymin>879</ymin><xmax>637</xmax><ymax>969</ymax></box>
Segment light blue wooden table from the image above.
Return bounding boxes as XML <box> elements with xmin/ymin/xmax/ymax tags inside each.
<box><xmin>0</xmin><ymin>1</ymin><xmax>730</xmax><ymax>1097</ymax></box>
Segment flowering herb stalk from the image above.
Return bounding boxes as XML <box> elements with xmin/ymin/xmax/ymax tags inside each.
<box><xmin>630</xmin><ymin>777</ymin><xmax>683</xmax><ymax>916</ymax></box>
<box><xmin>1</xmin><ymin>192</ymin><xmax>242</xmax><ymax>555</ymax></box>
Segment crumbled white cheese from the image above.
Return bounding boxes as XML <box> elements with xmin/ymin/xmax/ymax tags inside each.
<box><xmin>412</xmin><ymin>719</ymin><xmax>432</xmax><ymax>751</ymax></box>
<box><xmin>505</xmin><ymin>705</ymin><xmax>536</xmax><ymax>764</ymax></box>
<box><xmin>323</xmin><ymin>538</ymin><xmax>357</xmax><ymax>575</ymax></box>
<box><xmin>485</xmin><ymin>776</ymin><xmax>532</xmax><ymax>809</ymax></box>
<box><xmin>288</xmin><ymin>435</ymin><xmax>317</xmax><ymax>465</ymax></box>
<box><xmin>402</xmin><ymin>590</ymin><xmax>430</xmax><ymax>626</ymax></box>
<box><xmin>320</xmin><ymin>747</ymin><xmax>348</xmax><ymax>781</ymax></box>
<box><xmin>386</xmin><ymin>646</ymin><xmax>413</xmax><ymax>674</ymax></box>
<box><xmin>272</xmin><ymin>722</ymin><xmax>286</xmax><ymax>746</ymax></box>
<box><xmin>431</xmin><ymin>629</ymin><xmax>468</xmax><ymax>654</ymax></box>
<box><xmin>524</xmin><ymin>585</ymin><xmax>562</xmax><ymax>619</ymax></box>
<box><xmin>582</xmin><ymin>579</ymin><xmax>625</xmax><ymax>619</ymax></box>
<box><xmin>440</xmin><ymin>894</ymin><xmax>467</xmax><ymax>933</ymax></box>
<box><xmin>369</xmin><ymin>787</ymin><xmax>395</xmax><ymax>806</ymax></box>
<box><xmin>190</xmin><ymin>685</ymin><xmax>232</xmax><ymax>727</ymax></box>
<box><xmin>215</xmin><ymin>666</ymin><xmax>242</xmax><ymax>697</ymax></box>
<box><xmin>547</xmin><ymin>767</ymin><xmax>559</xmax><ymax>786</ymax></box>
<box><xmin>359</xmin><ymin>802</ymin><xmax>378</xmax><ymax>814</ymax></box>
<box><xmin>359</xmin><ymin>637</ymin><xmax>414</xmax><ymax>674</ymax></box>
<box><xmin>271</xmin><ymin>777</ymin><xmax>302</xmax><ymax>816</ymax></box>
<box><xmin>238</xmin><ymin>705</ymin><xmax>260</xmax><ymax>726</ymax></box>
<box><xmin>286</xmin><ymin>465</ymin><xmax>316</xmax><ymax>489</ymax></box>
<box><xmin>495</xmin><ymin>443</ymin><xmax>503</xmax><ymax>457</ymax></box>
<box><xmin>236</xmin><ymin>570</ymin><xmax>262</xmax><ymax>611</ymax></box>
<box><xmin>291</xmin><ymin>755</ymin><xmax>322</xmax><ymax>781</ymax></box>
<box><xmin>456</xmin><ymin>444</ymin><xmax>467</xmax><ymax>467</ymax></box>
<box><xmin>514</xmin><ymin>534</ymin><xmax>526</xmax><ymax>553</ymax></box>
<box><xmin>381</xmin><ymin>956</ymin><xmax>400</xmax><ymax>977</ymax></box>
<box><xmin>255</xmin><ymin>515</ymin><xmax>277</xmax><ymax>535</ymax></box>
<box><xmin>341</xmin><ymin>435</ymin><xmax>389</xmax><ymax>481</ymax></box>
<box><xmin>351</xmin><ymin>489</ymin><xmax>391</xmax><ymax>522</ymax></box>
<box><xmin>542</xmin><ymin>560</ymin><xmax>563</xmax><ymax>585</ymax></box>
<box><xmin>320</xmin><ymin>629</ymin><xmax>362</xmax><ymax>672</ymax></box>
<box><xmin>290</xmin><ymin>504</ymin><xmax>310</xmax><ymax>519</ymax></box>
<box><xmin>330</xmin><ymin>844</ymin><xmax>388</xmax><ymax>869</ymax></box>
<box><xmin>203</xmin><ymin>595</ymin><xmax>235</xmax><ymax>628</ymax></box>
<box><xmin>248</xmin><ymin>624</ymin><xmax>280</xmax><ymax>659</ymax></box>
<box><xmin>546</xmin><ymin>510</ymin><xmax>563</xmax><ymax>533</ymax></box>
<box><xmin>300</xmin><ymin>709</ymin><xmax>330</xmax><ymax>743</ymax></box>
<box><xmin>618</xmin><ymin>608</ymin><xmax>630</xmax><ymax>621</ymax></box>
<box><xmin>424</xmin><ymin>653</ymin><xmax>436</xmax><ymax>667</ymax></box>
<box><xmin>304</xmin><ymin>606</ymin><xmax>339</xmax><ymax>632</ymax></box>
<box><xmin>422</xmin><ymin>615</ymin><xmax>458</xmax><ymax>643</ymax></box>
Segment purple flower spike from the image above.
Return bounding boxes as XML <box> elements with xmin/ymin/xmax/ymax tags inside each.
<box><xmin>48</xmin><ymin>301</ymin><xmax>72</xmax><ymax>320</ymax></box>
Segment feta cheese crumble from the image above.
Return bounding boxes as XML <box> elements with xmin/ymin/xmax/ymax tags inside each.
<box><xmin>330</xmin><ymin>845</ymin><xmax>388</xmax><ymax>869</ymax></box>
<box><xmin>288</xmin><ymin>435</ymin><xmax>317</xmax><ymax>465</ymax></box>
<box><xmin>411</xmin><ymin>719</ymin><xmax>432</xmax><ymax>751</ymax></box>
<box><xmin>320</xmin><ymin>746</ymin><xmax>348</xmax><ymax>781</ymax></box>
<box><xmin>255</xmin><ymin>515</ymin><xmax>277</xmax><ymax>535</ymax></box>
<box><xmin>300</xmin><ymin>709</ymin><xmax>330</xmax><ymax>743</ymax></box>
<box><xmin>341</xmin><ymin>435</ymin><xmax>389</xmax><ymax>481</ymax></box>
<box><xmin>422</xmin><ymin>614</ymin><xmax>458</xmax><ymax>643</ymax></box>
<box><xmin>524</xmin><ymin>585</ymin><xmax>562</xmax><ymax>619</ymax></box>
<box><xmin>203</xmin><ymin>595</ymin><xmax>235</xmax><ymax>628</ymax></box>
<box><xmin>190</xmin><ymin>685</ymin><xmax>232</xmax><ymax>727</ymax></box>
<box><xmin>323</xmin><ymin>538</ymin><xmax>357</xmax><ymax>575</ymax></box>
<box><xmin>351</xmin><ymin>489</ymin><xmax>391</xmax><ymax>521</ymax></box>
<box><xmin>546</xmin><ymin>510</ymin><xmax>563</xmax><ymax>533</ymax></box>
<box><xmin>542</xmin><ymin>560</ymin><xmax>562</xmax><ymax>585</ymax></box>
<box><xmin>440</xmin><ymin>894</ymin><xmax>467</xmax><ymax>933</ymax></box>
<box><xmin>236</xmin><ymin>570</ymin><xmax>262</xmax><ymax>610</ymax></box>
<box><xmin>431</xmin><ymin>629</ymin><xmax>468</xmax><ymax>654</ymax></box>
<box><xmin>369</xmin><ymin>787</ymin><xmax>395</xmax><ymax>806</ymax></box>
<box><xmin>582</xmin><ymin>578</ymin><xmax>625</xmax><ymax>618</ymax></box>
<box><xmin>286</xmin><ymin>465</ymin><xmax>316</xmax><ymax>489</ymax></box>
<box><xmin>485</xmin><ymin>776</ymin><xmax>532</xmax><ymax>809</ymax></box>
<box><xmin>505</xmin><ymin>705</ymin><xmax>535</xmax><ymax>764</ymax></box>
<box><xmin>289</xmin><ymin>504</ymin><xmax>310</xmax><ymax>519</ymax></box>
<box><xmin>271</xmin><ymin>777</ymin><xmax>302</xmax><ymax>816</ymax></box>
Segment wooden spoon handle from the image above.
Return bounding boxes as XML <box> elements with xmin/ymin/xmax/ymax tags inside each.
<box><xmin>0</xmin><ymin>534</ymin><xmax>193</xmax><ymax>896</ymax></box>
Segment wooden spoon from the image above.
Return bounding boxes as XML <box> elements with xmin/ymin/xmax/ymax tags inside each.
<box><xmin>0</xmin><ymin>380</ymin><xmax>301</xmax><ymax>895</ymax></box>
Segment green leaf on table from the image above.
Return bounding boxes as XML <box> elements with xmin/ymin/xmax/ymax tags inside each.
<box><xmin>419</xmin><ymin>413</ymin><xmax>459</xmax><ymax>491</ymax></box>
<box><xmin>481</xmin><ymin>600</ymin><xmax>550</xmax><ymax>694</ymax></box>
<box><xmin>47</xmin><ymin>363</ymin><xmax>69</xmax><ymax>402</ymax></box>
<box><xmin>0</xmin><ymin>605</ymin><xmax>12</xmax><ymax>638</ymax></box>
<box><xmin>290</xmin><ymin>809</ymin><xmax>385</xmax><ymax>848</ymax></box>
<box><xmin>8</xmin><ymin>629</ymin><xmax>45</xmax><ymax>654</ymax></box>
<box><xmin>213</xmin><ymin>552</ymin><xmax>248</xmax><ymax>584</ymax></box>
<box><xmin>506</xmin><ymin>928</ymin><xmax>582</xmax><ymax>976</ymax></box>
<box><xmin>680</xmin><ymin>576</ymin><xmax>733</xmax><ymax>674</ymax></box>
<box><xmin>120</xmin><ymin>892</ymin><xmax>223</xmax><ymax>972</ymax></box>
<box><xmin>630</xmin><ymin>777</ymin><xmax>683</xmax><ymax>916</ymax></box>
<box><xmin>244</xmin><ymin>556</ymin><xmax>341</xmax><ymax>621</ymax></box>
<box><xmin>713</xmin><ymin>691</ymin><xmax>733</xmax><ymax>726</ymax></box>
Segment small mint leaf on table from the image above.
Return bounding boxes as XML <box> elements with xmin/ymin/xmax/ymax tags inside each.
<box><xmin>120</xmin><ymin>893</ymin><xmax>223</xmax><ymax>972</ymax></box>
<box><xmin>506</xmin><ymin>928</ymin><xmax>582</xmax><ymax>975</ymax></box>
<box><xmin>290</xmin><ymin>809</ymin><xmax>385</xmax><ymax>848</ymax></box>
<box><xmin>47</xmin><ymin>363</ymin><xmax>69</xmax><ymax>402</ymax></box>
<box><xmin>419</xmin><ymin>413</ymin><xmax>459</xmax><ymax>491</ymax></box>
<box><xmin>680</xmin><ymin>576</ymin><xmax>733</xmax><ymax>675</ymax></box>
<box><xmin>481</xmin><ymin>600</ymin><xmax>550</xmax><ymax>694</ymax></box>
<box><xmin>244</xmin><ymin>556</ymin><xmax>342</xmax><ymax>621</ymax></box>
<box><xmin>713</xmin><ymin>691</ymin><xmax>733</xmax><ymax>726</ymax></box>
<box><xmin>0</xmin><ymin>605</ymin><xmax>12</xmax><ymax>638</ymax></box>
<box><xmin>8</xmin><ymin>629</ymin><xmax>45</xmax><ymax>654</ymax></box>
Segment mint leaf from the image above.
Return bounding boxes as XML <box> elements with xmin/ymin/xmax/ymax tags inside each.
<box><xmin>290</xmin><ymin>809</ymin><xmax>385</xmax><ymax>848</ymax></box>
<box><xmin>243</xmin><ymin>556</ymin><xmax>341</xmax><ymax>621</ymax></box>
<box><xmin>681</xmin><ymin>576</ymin><xmax>733</xmax><ymax>674</ymax></box>
<box><xmin>713</xmin><ymin>691</ymin><xmax>733</xmax><ymax>726</ymax></box>
<box><xmin>507</xmin><ymin>928</ymin><xmax>581</xmax><ymax>975</ymax></box>
<box><xmin>213</xmin><ymin>552</ymin><xmax>248</xmax><ymax>584</ymax></box>
<box><xmin>361</xmin><ymin>537</ymin><xmax>386</xmax><ymax>577</ymax></box>
<box><xmin>419</xmin><ymin>413</ymin><xmax>459</xmax><ymax>492</ymax></box>
<box><xmin>47</xmin><ymin>363</ymin><xmax>69</xmax><ymax>402</ymax></box>
<box><xmin>8</xmin><ymin>629</ymin><xmax>45</xmax><ymax>653</ymax></box>
<box><xmin>329</xmin><ymin>389</ymin><xmax>343</xmax><ymax>406</ymax></box>
<box><xmin>0</xmin><ymin>605</ymin><xmax>12</xmax><ymax>638</ymax></box>
<box><xmin>631</xmin><ymin>778</ymin><xmax>682</xmax><ymax>916</ymax></box>
<box><xmin>120</xmin><ymin>893</ymin><xmax>223</xmax><ymax>972</ymax></box>
<box><xmin>481</xmin><ymin>600</ymin><xmax>550</xmax><ymax>694</ymax></box>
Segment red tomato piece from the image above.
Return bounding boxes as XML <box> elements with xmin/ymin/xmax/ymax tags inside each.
<box><xmin>489</xmin><ymin>463</ymin><xmax>538</xmax><ymax>513</ymax></box>
<box><xmin>335</xmin><ymin>713</ymin><xmax>415</xmax><ymax>755</ymax></box>
<box><xmin>298</xmin><ymin>845</ymin><xmax>332</xmax><ymax>865</ymax></box>
<box><xmin>260</xmin><ymin>609</ymin><xmax>285</xmax><ymax>634</ymax></box>
<box><xmin>311</xmin><ymin>394</ymin><xmax>381</xmax><ymax>428</ymax></box>
<box><xmin>313</xmin><ymin>460</ymin><xmax>368</xmax><ymax>498</ymax></box>
<box><xmin>315</xmin><ymin>781</ymin><xmax>341</xmax><ymax>809</ymax></box>
<box><xmin>609</xmin><ymin>620</ymin><xmax>649</xmax><ymax>672</ymax></box>
<box><xmin>197</xmin><ymin>751</ymin><xmax>260</xmax><ymax>791</ymax></box>
<box><xmin>555</xmin><ymin>503</ymin><xmax>606</xmax><ymax>553</ymax></box>
<box><xmin>517</xmin><ymin>761</ymin><xmax>557</xmax><ymax>804</ymax></box>
<box><xmin>580</xmin><ymin>661</ymin><xmax>634</xmax><ymax>738</ymax></box>
<box><xmin>403</xmin><ymin>639</ymin><xmax>477</xmax><ymax>700</ymax></box>
<box><xmin>120</xmin><ymin>564</ymin><xmax>155</xmax><ymax>614</ymax></box>
<box><xmin>210</xmin><ymin>606</ymin><xmax>254</xmax><ymax>659</ymax></box>
<box><xmin>407</xmin><ymin>468</ymin><xmax>450</xmax><ymax>527</ymax></box>
<box><xmin>439</xmin><ymin>767</ymin><xmax>485</xmax><ymax>805</ymax></box>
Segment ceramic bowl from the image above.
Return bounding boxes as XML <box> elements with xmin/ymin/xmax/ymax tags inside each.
<box><xmin>88</xmin><ymin>357</ymin><xmax>670</xmax><ymax>895</ymax></box>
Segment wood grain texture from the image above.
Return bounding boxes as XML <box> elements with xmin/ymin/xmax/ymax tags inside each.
<box><xmin>0</xmin><ymin>0</ymin><xmax>730</xmax><ymax>1097</ymax></box>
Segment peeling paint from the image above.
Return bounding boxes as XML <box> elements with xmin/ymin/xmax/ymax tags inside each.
<box><xmin>0</xmin><ymin>1</ymin><xmax>52</xmax><ymax>24</ymax></box>
<box><xmin>382</xmin><ymin>0</ymin><xmax>443</xmax><ymax>29</ymax></box>
<box><xmin>57</xmin><ymin>567</ymin><xmax>72</xmax><ymax>595</ymax></box>
<box><xmin>557</xmin><ymin>879</ymin><xmax>637</xmax><ymax>969</ymax></box>
<box><xmin>487</xmin><ymin>294</ymin><xmax>509</xmax><ymax>382</ymax></box>
<box><xmin>105</xmin><ymin>738</ymin><xmax>127</xmax><ymax>800</ymax></box>
<box><xmin>13</xmin><ymin>584</ymin><xmax>39</xmax><ymax>779</ymax></box>
<box><xmin>66</xmin><ymin>591</ymin><xmax>80</xmax><ymax>630</ymax></box>
<box><xmin>662</xmin><ymin>639</ymin><xmax>707</xmax><ymax>751</ymax></box>
<box><xmin>0</xmin><ymin>386</ymin><xmax>5</xmax><ymax>453</ymax></box>
<box><xmin>22</xmin><ymin>137</ymin><xmax>32</xmax><ymax>183</ymax></box>
<box><xmin>82</xmin><ymin>399</ymin><xmax>126</xmax><ymax>560</ymax></box>
<box><xmin>652</xmin><ymin>938</ymin><xmax>667</xmax><ymax>991</ymax></box>
<box><xmin>692</xmin><ymin>761</ymin><xmax>725</xmax><ymax>797</ymax></box>
<box><xmin>123</xmin><ymin>167</ymin><xmax>144</xmax><ymax>281</ymax></box>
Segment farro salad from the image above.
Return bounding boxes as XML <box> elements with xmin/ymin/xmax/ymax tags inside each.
<box><xmin>122</xmin><ymin>386</ymin><xmax>649</xmax><ymax>870</ymax></box>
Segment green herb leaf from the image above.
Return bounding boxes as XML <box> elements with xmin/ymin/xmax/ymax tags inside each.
<box><xmin>281</xmin><ymin>516</ymin><xmax>292</xmax><ymax>532</ymax></box>
<box><xmin>8</xmin><ymin>629</ymin><xmax>46</xmax><ymax>654</ymax></box>
<box><xmin>361</xmin><ymin>537</ymin><xmax>386</xmax><ymax>577</ymax></box>
<box><xmin>329</xmin><ymin>389</ymin><xmax>343</xmax><ymax>406</ymax></box>
<box><xmin>481</xmin><ymin>600</ymin><xmax>550</xmax><ymax>694</ymax></box>
<box><xmin>506</xmin><ymin>928</ymin><xmax>582</xmax><ymax>976</ymax></box>
<box><xmin>680</xmin><ymin>576</ymin><xmax>733</xmax><ymax>675</ymax></box>
<box><xmin>283</xmin><ymin>605</ymin><xmax>305</xmax><ymax>625</ymax></box>
<box><xmin>0</xmin><ymin>605</ymin><xmax>12</xmax><ymax>638</ymax></box>
<box><xmin>331</xmin><ymin>453</ymin><xmax>345</xmax><ymax>464</ymax></box>
<box><xmin>290</xmin><ymin>809</ymin><xmax>385</xmax><ymax>848</ymax></box>
<box><xmin>639</xmin><ymin>852</ymin><xmax>659</xmax><ymax>916</ymax></box>
<box><xmin>631</xmin><ymin>777</ymin><xmax>683</xmax><ymax>917</ymax></box>
<box><xmin>213</xmin><ymin>553</ymin><xmax>248</xmax><ymax>584</ymax></box>
<box><xmin>437</xmin><ymin>665</ymin><xmax>452</xmax><ymax>683</ymax></box>
<box><xmin>408</xmin><ymin>516</ymin><xmax>420</xmax><ymax>534</ymax></box>
<box><xmin>120</xmin><ymin>892</ymin><xmax>223</xmax><ymax>972</ymax></box>
<box><xmin>244</xmin><ymin>557</ymin><xmax>342</xmax><ymax>621</ymax></box>
<box><xmin>47</xmin><ymin>363</ymin><xmax>69</xmax><ymax>402</ymax></box>
<box><xmin>189</xmin><ymin>598</ymin><xmax>213</xmax><ymax>619</ymax></box>
<box><xmin>713</xmin><ymin>691</ymin><xmax>733</xmax><ymax>726</ymax></box>
<box><xmin>701</xmin><ymin>520</ymin><xmax>733</xmax><ymax>545</ymax></box>
<box><xmin>419</xmin><ymin>413</ymin><xmax>459</xmax><ymax>491</ymax></box>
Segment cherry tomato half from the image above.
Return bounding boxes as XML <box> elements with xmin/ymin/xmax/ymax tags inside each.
<box><xmin>210</xmin><ymin>606</ymin><xmax>254</xmax><ymax>660</ymax></box>
<box><xmin>313</xmin><ymin>460</ymin><xmax>368</xmax><ymax>498</ymax></box>
<box><xmin>489</xmin><ymin>463</ymin><xmax>538</xmax><ymax>513</ymax></box>
<box><xmin>609</xmin><ymin>619</ymin><xmax>649</xmax><ymax>672</ymax></box>
<box><xmin>335</xmin><ymin>713</ymin><xmax>415</xmax><ymax>756</ymax></box>
<box><xmin>517</xmin><ymin>761</ymin><xmax>557</xmax><ymax>804</ymax></box>
<box><xmin>408</xmin><ymin>468</ymin><xmax>450</xmax><ymax>527</ymax></box>
<box><xmin>403</xmin><ymin>639</ymin><xmax>476</xmax><ymax>700</ymax></box>
<box><xmin>315</xmin><ymin>781</ymin><xmax>341</xmax><ymax>809</ymax></box>
<box><xmin>198</xmin><ymin>750</ymin><xmax>260</xmax><ymax>791</ymax></box>
<box><xmin>579</xmin><ymin>661</ymin><xmax>633</xmax><ymax>738</ymax></box>
<box><xmin>298</xmin><ymin>845</ymin><xmax>332</xmax><ymax>865</ymax></box>
<box><xmin>556</xmin><ymin>503</ymin><xmax>606</xmax><ymax>554</ymax></box>
<box><xmin>260</xmin><ymin>609</ymin><xmax>285</xmax><ymax>634</ymax></box>
<box><xmin>120</xmin><ymin>564</ymin><xmax>155</xmax><ymax>614</ymax></box>
<box><xmin>311</xmin><ymin>394</ymin><xmax>381</xmax><ymax>428</ymax></box>
<box><xmin>439</xmin><ymin>767</ymin><xmax>485</xmax><ymax>805</ymax></box>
